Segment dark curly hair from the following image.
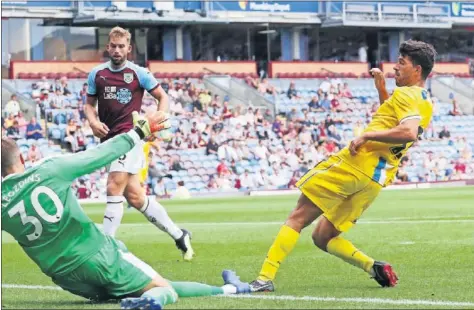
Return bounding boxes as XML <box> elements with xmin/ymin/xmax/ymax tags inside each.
<box><xmin>399</xmin><ymin>40</ymin><xmax>437</xmax><ymax>80</ymax></box>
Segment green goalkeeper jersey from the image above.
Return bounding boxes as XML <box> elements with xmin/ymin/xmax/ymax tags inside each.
<box><xmin>1</xmin><ymin>131</ymin><xmax>141</xmax><ymax>277</ymax></box>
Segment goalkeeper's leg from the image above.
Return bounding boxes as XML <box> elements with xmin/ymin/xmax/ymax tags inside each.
<box><xmin>122</xmin><ymin>272</ymin><xmax>248</xmax><ymax>309</ymax></box>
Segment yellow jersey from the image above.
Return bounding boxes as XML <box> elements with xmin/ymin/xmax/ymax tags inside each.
<box><xmin>337</xmin><ymin>86</ymin><xmax>433</xmax><ymax>186</ymax></box>
<box><xmin>139</xmin><ymin>141</ymin><xmax>152</xmax><ymax>184</ymax></box>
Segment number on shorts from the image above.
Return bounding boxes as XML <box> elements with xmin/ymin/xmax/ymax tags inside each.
<box><xmin>7</xmin><ymin>186</ymin><xmax>65</xmax><ymax>241</ymax></box>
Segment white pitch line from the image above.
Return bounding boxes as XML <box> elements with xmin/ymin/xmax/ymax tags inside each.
<box><xmin>2</xmin><ymin>284</ymin><xmax>474</xmax><ymax>308</ymax></box>
<box><xmin>220</xmin><ymin>294</ymin><xmax>474</xmax><ymax>307</ymax></box>
<box><xmin>93</xmin><ymin>219</ymin><xmax>474</xmax><ymax>228</ymax></box>
<box><xmin>3</xmin><ymin>284</ymin><xmax>62</xmax><ymax>291</ymax></box>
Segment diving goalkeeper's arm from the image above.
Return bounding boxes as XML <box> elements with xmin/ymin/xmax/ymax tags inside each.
<box><xmin>50</xmin><ymin>111</ymin><xmax>170</xmax><ymax>182</ymax></box>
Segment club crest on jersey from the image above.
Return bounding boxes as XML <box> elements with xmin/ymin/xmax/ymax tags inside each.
<box><xmin>124</xmin><ymin>73</ymin><xmax>134</xmax><ymax>84</ymax></box>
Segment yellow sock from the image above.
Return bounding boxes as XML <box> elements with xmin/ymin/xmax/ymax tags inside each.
<box><xmin>258</xmin><ymin>225</ymin><xmax>300</xmax><ymax>281</ymax></box>
<box><xmin>327</xmin><ymin>236</ymin><xmax>375</xmax><ymax>274</ymax></box>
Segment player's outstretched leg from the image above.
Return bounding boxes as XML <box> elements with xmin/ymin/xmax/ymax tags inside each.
<box><xmin>121</xmin><ymin>277</ymin><xmax>178</xmax><ymax>310</ymax></box>
<box><xmin>125</xmin><ymin>176</ymin><xmax>195</xmax><ymax>261</ymax></box>
<box><xmin>313</xmin><ymin>217</ymin><xmax>398</xmax><ymax>287</ymax></box>
<box><xmin>250</xmin><ymin>194</ymin><xmax>323</xmax><ymax>292</ymax></box>
<box><xmin>121</xmin><ymin>271</ymin><xmax>250</xmax><ymax>309</ymax></box>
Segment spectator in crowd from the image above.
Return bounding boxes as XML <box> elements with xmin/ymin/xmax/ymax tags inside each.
<box><xmin>287</xmin><ymin>82</ymin><xmax>298</xmax><ymax>99</ymax></box>
<box><xmin>308</xmin><ymin>96</ymin><xmax>324</xmax><ymax>112</ymax></box>
<box><xmin>340</xmin><ymin>82</ymin><xmax>353</xmax><ymax>98</ymax></box>
<box><xmin>258</xmin><ymin>78</ymin><xmax>275</xmax><ymax>95</ymax></box>
<box><xmin>37</xmin><ymin>76</ymin><xmax>50</xmax><ymax>92</ymax></box>
<box><xmin>216</xmin><ymin>159</ymin><xmax>230</xmax><ymax>176</ymax></box>
<box><xmin>319</xmin><ymin>93</ymin><xmax>331</xmax><ymax>111</ymax></box>
<box><xmin>207</xmin><ymin>175</ymin><xmax>219</xmax><ymax>189</ymax></box>
<box><xmin>64</xmin><ymin>118</ymin><xmax>80</xmax><ymax>152</ymax></box>
<box><xmin>26</xmin><ymin>117</ymin><xmax>43</xmax><ymax>140</ymax></box>
<box><xmin>79</xmin><ymin>83</ymin><xmax>88</xmax><ymax>104</ymax></box>
<box><xmin>239</xmin><ymin>169</ymin><xmax>255</xmax><ymax>191</ymax></box>
<box><xmin>4</xmin><ymin>113</ymin><xmax>15</xmax><ymax>129</ymax></box>
<box><xmin>218</xmin><ymin>140</ymin><xmax>238</xmax><ymax>162</ymax></box>
<box><xmin>170</xmin><ymin>158</ymin><xmax>184</xmax><ymax>171</ymax></box>
<box><xmin>254</xmin><ymin>168</ymin><xmax>268</xmax><ymax>189</ymax></box>
<box><xmin>287</xmin><ymin>171</ymin><xmax>299</xmax><ymax>189</ymax></box>
<box><xmin>49</xmin><ymin>88</ymin><xmax>66</xmax><ymax>109</ymax></box>
<box><xmin>6</xmin><ymin>121</ymin><xmax>22</xmax><ymax>140</ymax></box>
<box><xmin>76</xmin><ymin>179</ymin><xmax>91</xmax><ymax>199</ymax></box>
<box><xmin>81</xmin><ymin>119</ymin><xmax>95</xmax><ymax>143</ymax></box>
<box><xmin>448</xmin><ymin>99</ymin><xmax>462</xmax><ymax>116</ymax></box>
<box><xmin>5</xmin><ymin>94</ymin><xmax>21</xmax><ymax>117</ymax></box>
<box><xmin>439</xmin><ymin>126</ymin><xmax>451</xmax><ymax>139</ymax></box>
<box><xmin>206</xmin><ymin>136</ymin><xmax>219</xmax><ymax>156</ymax></box>
<box><xmin>15</xmin><ymin>112</ymin><xmax>28</xmax><ymax>134</ymax></box>
<box><xmin>6</xmin><ymin>120</ymin><xmax>22</xmax><ymax>140</ymax></box>
<box><xmin>153</xmin><ymin>177</ymin><xmax>167</xmax><ymax>198</ymax></box>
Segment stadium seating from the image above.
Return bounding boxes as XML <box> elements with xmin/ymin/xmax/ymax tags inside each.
<box><xmin>4</xmin><ymin>75</ymin><xmax>473</xmax><ymax>198</ymax></box>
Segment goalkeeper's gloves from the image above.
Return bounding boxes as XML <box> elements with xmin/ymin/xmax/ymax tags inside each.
<box><xmin>132</xmin><ymin>111</ymin><xmax>171</xmax><ymax>140</ymax></box>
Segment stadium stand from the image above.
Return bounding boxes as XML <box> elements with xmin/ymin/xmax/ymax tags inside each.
<box><xmin>3</xmin><ymin>72</ymin><xmax>473</xmax><ymax>199</ymax></box>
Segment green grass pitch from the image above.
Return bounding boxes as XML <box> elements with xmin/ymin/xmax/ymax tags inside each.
<box><xmin>2</xmin><ymin>187</ymin><xmax>474</xmax><ymax>309</ymax></box>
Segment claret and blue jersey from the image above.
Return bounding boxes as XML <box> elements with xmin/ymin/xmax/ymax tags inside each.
<box><xmin>87</xmin><ymin>61</ymin><xmax>159</xmax><ymax>142</ymax></box>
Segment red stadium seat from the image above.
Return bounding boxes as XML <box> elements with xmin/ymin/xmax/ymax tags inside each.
<box><xmin>29</xmin><ymin>73</ymin><xmax>41</xmax><ymax>79</ymax></box>
<box><xmin>67</xmin><ymin>72</ymin><xmax>80</xmax><ymax>79</ymax></box>
<box><xmin>45</xmin><ymin>72</ymin><xmax>56</xmax><ymax>79</ymax></box>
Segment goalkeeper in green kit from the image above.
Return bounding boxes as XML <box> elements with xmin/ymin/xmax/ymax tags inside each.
<box><xmin>1</xmin><ymin>111</ymin><xmax>250</xmax><ymax>310</ymax></box>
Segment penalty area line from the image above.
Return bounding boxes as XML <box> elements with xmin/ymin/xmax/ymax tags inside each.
<box><xmin>3</xmin><ymin>284</ymin><xmax>474</xmax><ymax>307</ymax></box>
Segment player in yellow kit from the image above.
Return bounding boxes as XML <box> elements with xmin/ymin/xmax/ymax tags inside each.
<box><xmin>249</xmin><ymin>40</ymin><xmax>436</xmax><ymax>292</ymax></box>
<box><xmin>139</xmin><ymin>141</ymin><xmax>153</xmax><ymax>185</ymax></box>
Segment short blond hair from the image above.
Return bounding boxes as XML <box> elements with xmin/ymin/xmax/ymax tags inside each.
<box><xmin>109</xmin><ymin>26</ymin><xmax>131</xmax><ymax>43</ymax></box>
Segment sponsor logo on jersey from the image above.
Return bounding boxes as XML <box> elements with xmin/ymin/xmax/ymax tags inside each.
<box><xmin>124</xmin><ymin>73</ymin><xmax>134</xmax><ymax>84</ymax></box>
<box><xmin>104</xmin><ymin>86</ymin><xmax>117</xmax><ymax>100</ymax></box>
<box><xmin>116</xmin><ymin>88</ymin><xmax>132</xmax><ymax>104</ymax></box>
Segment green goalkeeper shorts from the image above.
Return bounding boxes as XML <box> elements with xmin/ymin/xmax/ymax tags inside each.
<box><xmin>51</xmin><ymin>236</ymin><xmax>157</xmax><ymax>301</ymax></box>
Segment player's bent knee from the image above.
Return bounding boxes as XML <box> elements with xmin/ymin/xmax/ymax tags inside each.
<box><xmin>124</xmin><ymin>184</ymin><xmax>145</xmax><ymax>209</ymax></box>
<box><xmin>107</xmin><ymin>174</ymin><xmax>128</xmax><ymax>196</ymax></box>
<box><xmin>312</xmin><ymin>218</ymin><xmax>341</xmax><ymax>251</ymax></box>
<box><xmin>311</xmin><ymin>230</ymin><xmax>330</xmax><ymax>251</ymax></box>
<box><xmin>138</xmin><ymin>275</ymin><xmax>173</xmax><ymax>295</ymax></box>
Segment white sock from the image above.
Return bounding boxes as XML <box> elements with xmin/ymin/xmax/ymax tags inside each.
<box><xmin>103</xmin><ymin>196</ymin><xmax>124</xmax><ymax>237</ymax></box>
<box><xmin>140</xmin><ymin>196</ymin><xmax>184</xmax><ymax>240</ymax></box>
<box><xmin>222</xmin><ymin>284</ymin><xmax>237</xmax><ymax>295</ymax></box>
